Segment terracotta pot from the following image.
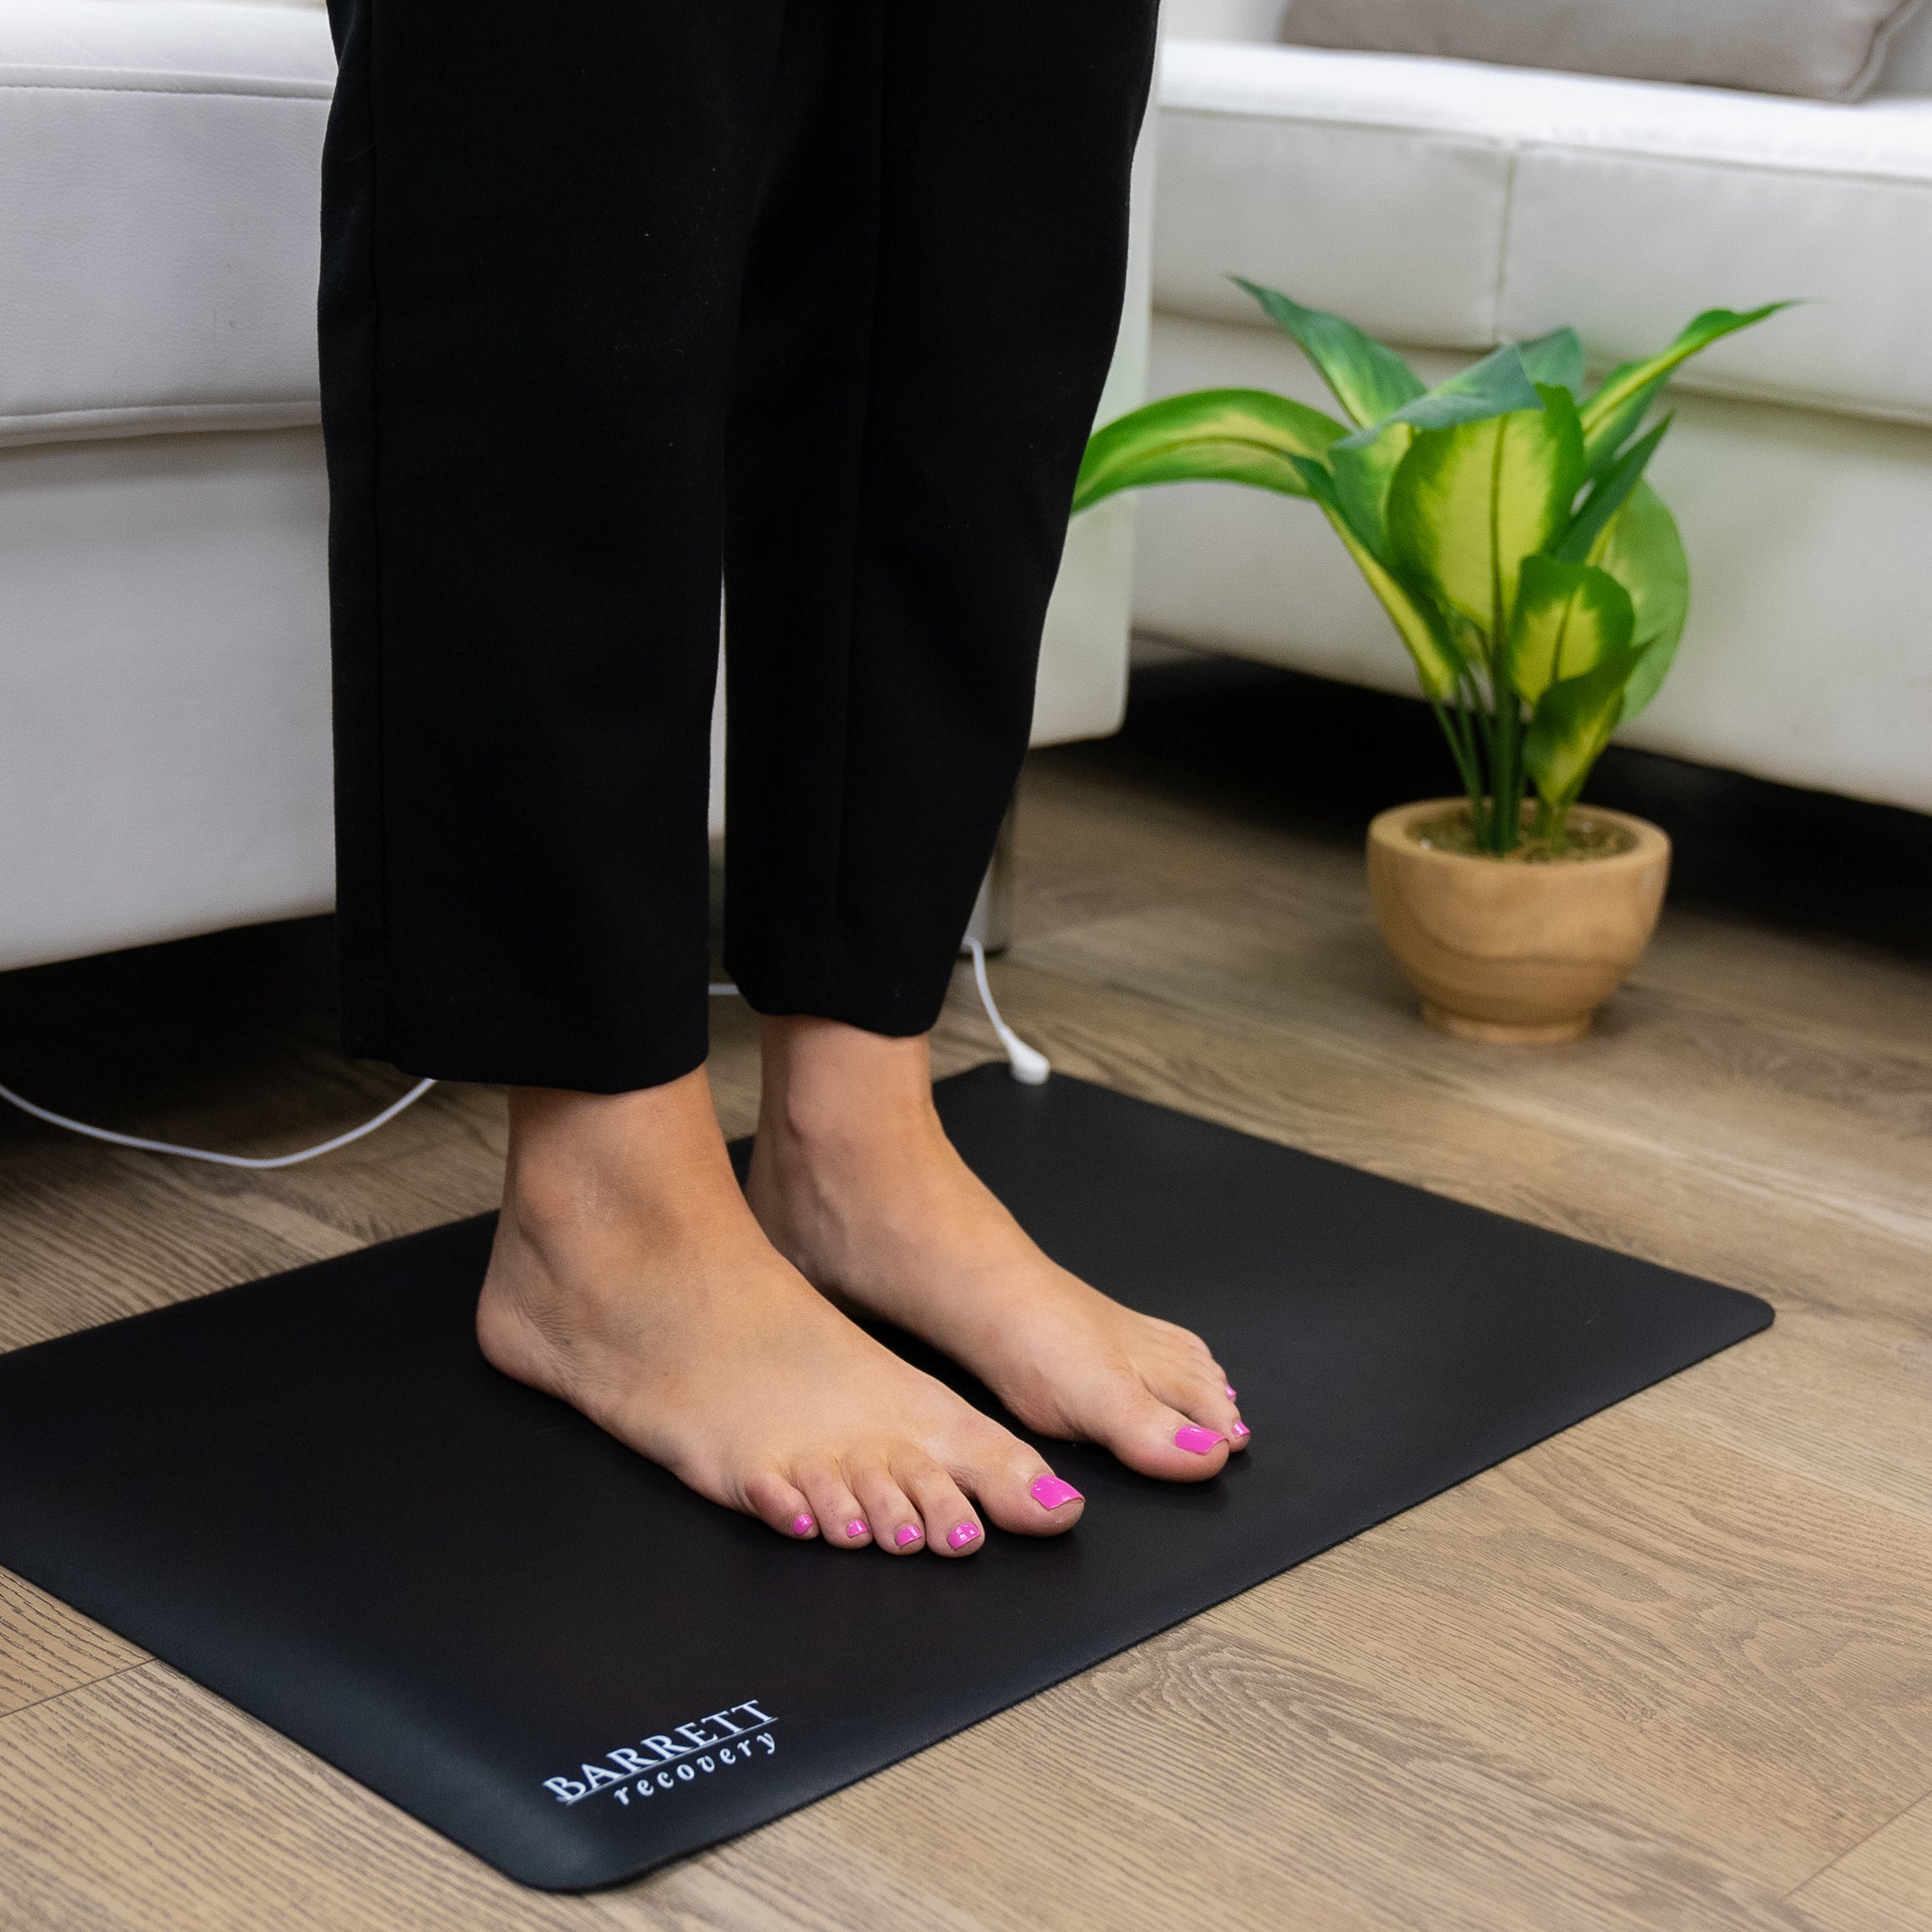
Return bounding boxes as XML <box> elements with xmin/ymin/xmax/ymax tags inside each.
<box><xmin>1366</xmin><ymin>800</ymin><xmax>1671</xmax><ymax>1044</ymax></box>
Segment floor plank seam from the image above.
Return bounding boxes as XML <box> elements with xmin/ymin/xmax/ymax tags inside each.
<box><xmin>0</xmin><ymin>1656</ymin><xmax>153</xmax><ymax>1730</ymax></box>
<box><xmin>1778</xmin><ymin>1781</ymin><xmax>1932</xmax><ymax>1900</ymax></box>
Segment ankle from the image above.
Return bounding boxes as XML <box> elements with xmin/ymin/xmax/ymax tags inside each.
<box><xmin>756</xmin><ymin>1017</ymin><xmax>936</xmax><ymax>1154</ymax></box>
<box><xmin>501</xmin><ymin>1072</ymin><xmax>738</xmax><ymax>1240</ymax></box>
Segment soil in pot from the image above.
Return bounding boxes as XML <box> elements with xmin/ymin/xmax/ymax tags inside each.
<box><xmin>1409</xmin><ymin>806</ymin><xmax>1638</xmax><ymax>864</ymax></box>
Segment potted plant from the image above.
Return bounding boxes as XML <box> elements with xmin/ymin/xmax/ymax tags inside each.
<box><xmin>1075</xmin><ymin>283</ymin><xmax>1784</xmax><ymax>1041</ymax></box>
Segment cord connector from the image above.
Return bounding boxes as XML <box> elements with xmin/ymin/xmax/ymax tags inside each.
<box><xmin>965</xmin><ymin>940</ymin><xmax>1050</xmax><ymax>1085</ymax></box>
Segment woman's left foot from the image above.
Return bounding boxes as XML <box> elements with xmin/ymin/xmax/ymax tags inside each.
<box><xmin>744</xmin><ymin>1017</ymin><xmax>1250</xmax><ymax>1481</ymax></box>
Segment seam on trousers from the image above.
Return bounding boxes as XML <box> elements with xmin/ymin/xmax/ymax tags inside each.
<box><xmin>823</xmin><ymin>3</ymin><xmax>893</xmax><ymax>1007</ymax></box>
<box><xmin>364</xmin><ymin>0</ymin><xmax>394</xmax><ymax>1061</ymax></box>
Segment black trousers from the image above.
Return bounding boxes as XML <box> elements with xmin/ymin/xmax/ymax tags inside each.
<box><xmin>319</xmin><ymin>0</ymin><xmax>1159</xmax><ymax>1093</ymax></box>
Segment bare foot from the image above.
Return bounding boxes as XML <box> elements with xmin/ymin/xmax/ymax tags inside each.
<box><xmin>476</xmin><ymin>1071</ymin><xmax>1086</xmax><ymax>1554</ymax></box>
<box><xmin>745</xmin><ymin>1018</ymin><xmax>1250</xmax><ymax>1482</ymax></box>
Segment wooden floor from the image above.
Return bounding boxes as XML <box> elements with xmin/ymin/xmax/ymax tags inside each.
<box><xmin>3</xmin><ymin>723</ymin><xmax>1929</xmax><ymax>1930</ymax></box>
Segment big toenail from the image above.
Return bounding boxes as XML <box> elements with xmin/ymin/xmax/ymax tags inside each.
<box><xmin>845</xmin><ymin>1520</ymin><xmax>869</xmax><ymax>1539</ymax></box>
<box><xmin>947</xmin><ymin>1521</ymin><xmax>982</xmax><ymax>1550</ymax></box>
<box><xmin>1231</xmin><ymin>1422</ymin><xmax>1251</xmax><ymax>1439</ymax></box>
<box><xmin>895</xmin><ymin>1524</ymin><xmax>922</xmax><ymax>1547</ymax></box>
<box><xmin>1029</xmin><ymin>1476</ymin><xmax>1084</xmax><ymax>1510</ymax></box>
<box><xmin>1174</xmin><ymin>1426</ymin><xmax>1225</xmax><ymax>1454</ymax></box>
<box><xmin>790</xmin><ymin>1514</ymin><xmax>816</xmax><ymax>1536</ymax></box>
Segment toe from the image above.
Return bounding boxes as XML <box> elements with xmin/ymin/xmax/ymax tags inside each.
<box><xmin>959</xmin><ymin>1427</ymin><xmax>1085</xmax><ymax>1539</ymax></box>
<box><xmin>1087</xmin><ymin>1379</ymin><xmax>1231</xmax><ymax>1482</ymax></box>
<box><xmin>1148</xmin><ymin>1358</ymin><xmax>1249</xmax><ymax>1451</ymax></box>
<box><xmin>743</xmin><ymin>1468</ymin><xmax>821</xmax><ymax>1540</ymax></box>
<box><xmin>1219</xmin><ymin>1380</ymin><xmax>1253</xmax><ymax>1450</ymax></box>
<box><xmin>851</xmin><ymin>1462</ymin><xmax>925</xmax><ymax>1556</ymax></box>
<box><xmin>896</xmin><ymin>1453</ymin><xmax>985</xmax><ymax>1557</ymax></box>
<box><xmin>795</xmin><ymin>1463</ymin><xmax>872</xmax><ymax>1549</ymax></box>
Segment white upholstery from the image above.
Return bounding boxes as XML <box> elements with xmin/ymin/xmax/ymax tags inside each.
<box><xmin>0</xmin><ymin>428</ymin><xmax>334</xmax><ymax>970</ymax></box>
<box><xmin>0</xmin><ymin>0</ymin><xmax>1145</xmax><ymax>971</ymax></box>
<box><xmin>1158</xmin><ymin>40</ymin><xmax>1932</xmax><ymax>425</ymax></box>
<box><xmin>0</xmin><ymin>0</ymin><xmax>333</xmax><ymax>446</ymax></box>
<box><xmin>1132</xmin><ymin>19</ymin><xmax>1932</xmax><ymax>817</ymax></box>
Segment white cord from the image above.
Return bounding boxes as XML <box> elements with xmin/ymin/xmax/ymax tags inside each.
<box><xmin>1</xmin><ymin>983</ymin><xmax>750</xmax><ymax>1169</ymax></box>
<box><xmin>0</xmin><ymin>1075</ymin><xmax>438</xmax><ymax>1171</ymax></box>
<box><xmin>0</xmin><ymin>968</ymin><xmax>1052</xmax><ymax>1160</ymax></box>
<box><xmin>965</xmin><ymin>939</ymin><xmax>1050</xmax><ymax>1085</ymax></box>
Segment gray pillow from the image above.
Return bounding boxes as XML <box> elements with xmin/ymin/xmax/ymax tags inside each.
<box><xmin>1282</xmin><ymin>0</ymin><xmax>1930</xmax><ymax>101</ymax></box>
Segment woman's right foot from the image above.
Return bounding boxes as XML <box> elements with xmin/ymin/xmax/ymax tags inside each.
<box><xmin>475</xmin><ymin>1070</ymin><xmax>1084</xmax><ymax>1555</ymax></box>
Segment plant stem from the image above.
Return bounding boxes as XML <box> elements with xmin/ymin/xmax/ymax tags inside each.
<box><xmin>1539</xmin><ymin>795</ymin><xmax>1572</xmax><ymax>852</ymax></box>
<box><xmin>1453</xmin><ymin>666</ymin><xmax>1496</xmax><ymax>849</ymax></box>
<box><xmin>1499</xmin><ymin>696</ymin><xmax>1523</xmax><ymax>852</ymax></box>
<box><xmin>1480</xmin><ymin>666</ymin><xmax>1520</xmax><ymax>855</ymax></box>
<box><xmin>1484</xmin><ymin>422</ymin><xmax>1519</xmax><ymax>856</ymax></box>
<box><xmin>1429</xmin><ymin>696</ymin><xmax>1484</xmax><ymax>822</ymax></box>
<box><xmin>1451</xmin><ymin>687</ymin><xmax>1484</xmax><ymax>800</ymax></box>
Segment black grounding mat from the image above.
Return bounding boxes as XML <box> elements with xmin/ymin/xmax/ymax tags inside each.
<box><xmin>0</xmin><ymin>1067</ymin><xmax>1770</xmax><ymax>1891</ymax></box>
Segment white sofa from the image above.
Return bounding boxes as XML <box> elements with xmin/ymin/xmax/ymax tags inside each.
<box><xmin>0</xmin><ymin>0</ymin><xmax>1149</xmax><ymax>973</ymax></box>
<box><xmin>1140</xmin><ymin>0</ymin><xmax>1932</xmax><ymax>816</ymax></box>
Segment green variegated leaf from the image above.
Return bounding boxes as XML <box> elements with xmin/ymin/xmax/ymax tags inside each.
<box><xmin>1504</xmin><ymin>556</ymin><xmax>1636</xmax><ymax>708</ymax></box>
<box><xmin>1524</xmin><ymin>644</ymin><xmax>1651</xmax><ymax>811</ymax></box>
<box><xmin>1071</xmin><ymin>389</ymin><xmax>1348</xmax><ymax>515</ymax></box>
<box><xmin>1386</xmin><ymin>386</ymin><xmax>1586</xmax><ymax>646</ymax></box>
<box><xmin>1591</xmin><ymin>481</ymin><xmax>1690</xmax><ymax>718</ymax></box>
<box><xmin>1517</xmin><ymin>327</ymin><xmax>1586</xmax><ymax>395</ymax></box>
<box><xmin>1337</xmin><ymin>344</ymin><xmax>1544</xmax><ymax>448</ymax></box>
<box><xmin>1292</xmin><ymin>457</ymin><xmax>1464</xmax><ymax>700</ymax></box>
<box><xmin>1234</xmin><ymin>279</ymin><xmax>1426</xmax><ymax>427</ymax></box>
<box><xmin>1068</xmin><ymin>290</ymin><xmax>1746</xmax><ymax>788</ymax></box>
<box><xmin>1580</xmin><ymin>303</ymin><xmax>1790</xmax><ymax>475</ymax></box>
<box><xmin>1326</xmin><ymin>422</ymin><xmax>1415</xmax><ymax>552</ymax></box>
<box><xmin>1556</xmin><ymin>416</ymin><xmax>1670</xmax><ymax>562</ymax></box>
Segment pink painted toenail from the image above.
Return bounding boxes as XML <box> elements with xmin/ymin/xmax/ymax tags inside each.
<box><xmin>790</xmin><ymin>1514</ymin><xmax>816</xmax><ymax>1536</ymax></box>
<box><xmin>1174</xmin><ymin>1426</ymin><xmax>1225</xmax><ymax>1455</ymax></box>
<box><xmin>895</xmin><ymin>1524</ymin><xmax>922</xmax><ymax>1547</ymax></box>
<box><xmin>1029</xmin><ymin>1476</ymin><xmax>1084</xmax><ymax>1511</ymax></box>
<box><xmin>1232</xmin><ymin>1422</ymin><xmax>1251</xmax><ymax>1439</ymax></box>
<box><xmin>947</xmin><ymin>1521</ymin><xmax>982</xmax><ymax>1551</ymax></box>
<box><xmin>1225</xmin><ymin>1385</ymin><xmax>1238</xmax><ymax>1399</ymax></box>
<box><xmin>845</xmin><ymin>1520</ymin><xmax>869</xmax><ymax>1539</ymax></box>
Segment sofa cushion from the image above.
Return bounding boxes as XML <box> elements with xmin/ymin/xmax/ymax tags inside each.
<box><xmin>1282</xmin><ymin>0</ymin><xmax>1929</xmax><ymax>104</ymax></box>
<box><xmin>1158</xmin><ymin>41</ymin><xmax>1932</xmax><ymax>425</ymax></box>
<box><xmin>0</xmin><ymin>0</ymin><xmax>334</xmax><ymax>448</ymax></box>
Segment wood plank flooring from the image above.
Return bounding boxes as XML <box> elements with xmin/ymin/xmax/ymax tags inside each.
<box><xmin>1</xmin><ymin>733</ymin><xmax>1927</xmax><ymax>1929</ymax></box>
